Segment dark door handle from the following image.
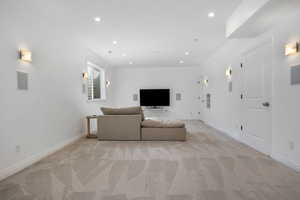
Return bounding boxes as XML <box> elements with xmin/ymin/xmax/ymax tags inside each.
<box><xmin>262</xmin><ymin>102</ymin><xmax>270</xmax><ymax>107</ymax></box>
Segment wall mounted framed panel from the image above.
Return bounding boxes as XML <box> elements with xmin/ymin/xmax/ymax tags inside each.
<box><xmin>17</xmin><ymin>71</ymin><xmax>28</xmax><ymax>90</ymax></box>
<box><xmin>291</xmin><ymin>64</ymin><xmax>300</xmax><ymax>85</ymax></box>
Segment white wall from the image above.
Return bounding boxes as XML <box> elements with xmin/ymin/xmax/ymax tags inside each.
<box><xmin>113</xmin><ymin>67</ymin><xmax>202</xmax><ymax>120</ymax></box>
<box><xmin>201</xmin><ymin>13</ymin><xmax>300</xmax><ymax>170</ymax></box>
<box><xmin>0</xmin><ymin>1</ymin><xmax>114</xmax><ymax>180</ymax></box>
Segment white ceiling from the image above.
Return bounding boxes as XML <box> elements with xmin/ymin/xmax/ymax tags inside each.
<box><xmin>4</xmin><ymin>0</ymin><xmax>242</xmax><ymax>67</ymax></box>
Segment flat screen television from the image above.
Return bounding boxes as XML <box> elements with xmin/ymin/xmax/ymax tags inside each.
<box><xmin>140</xmin><ymin>89</ymin><xmax>170</xmax><ymax>107</ymax></box>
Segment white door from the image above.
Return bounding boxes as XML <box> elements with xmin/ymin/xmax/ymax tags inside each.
<box><xmin>241</xmin><ymin>41</ymin><xmax>272</xmax><ymax>155</ymax></box>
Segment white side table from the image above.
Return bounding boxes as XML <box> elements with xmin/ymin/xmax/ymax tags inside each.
<box><xmin>86</xmin><ymin>115</ymin><xmax>99</xmax><ymax>139</ymax></box>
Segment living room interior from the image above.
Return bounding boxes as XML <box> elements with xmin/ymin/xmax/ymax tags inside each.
<box><xmin>1</xmin><ymin>0</ymin><xmax>300</xmax><ymax>199</ymax></box>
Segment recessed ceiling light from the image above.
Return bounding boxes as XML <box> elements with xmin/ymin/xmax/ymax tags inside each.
<box><xmin>122</xmin><ymin>53</ymin><xmax>127</xmax><ymax>57</ymax></box>
<box><xmin>129</xmin><ymin>61</ymin><xmax>133</xmax><ymax>65</ymax></box>
<box><xmin>113</xmin><ymin>41</ymin><xmax>117</xmax><ymax>45</ymax></box>
<box><xmin>179</xmin><ymin>60</ymin><xmax>184</xmax><ymax>64</ymax></box>
<box><xmin>185</xmin><ymin>51</ymin><xmax>190</xmax><ymax>55</ymax></box>
<box><xmin>93</xmin><ymin>17</ymin><xmax>101</xmax><ymax>22</ymax></box>
<box><xmin>208</xmin><ymin>12</ymin><xmax>215</xmax><ymax>18</ymax></box>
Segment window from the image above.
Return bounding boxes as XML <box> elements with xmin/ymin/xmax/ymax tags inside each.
<box><xmin>86</xmin><ymin>61</ymin><xmax>106</xmax><ymax>101</ymax></box>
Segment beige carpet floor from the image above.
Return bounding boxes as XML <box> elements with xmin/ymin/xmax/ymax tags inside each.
<box><xmin>1</xmin><ymin>121</ymin><xmax>300</xmax><ymax>200</ymax></box>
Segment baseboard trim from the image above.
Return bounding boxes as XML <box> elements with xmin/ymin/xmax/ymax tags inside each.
<box><xmin>204</xmin><ymin>121</ymin><xmax>240</xmax><ymax>141</ymax></box>
<box><xmin>0</xmin><ymin>134</ymin><xmax>83</xmax><ymax>181</ymax></box>
<box><xmin>204</xmin><ymin>121</ymin><xmax>300</xmax><ymax>173</ymax></box>
<box><xmin>271</xmin><ymin>153</ymin><xmax>300</xmax><ymax>173</ymax></box>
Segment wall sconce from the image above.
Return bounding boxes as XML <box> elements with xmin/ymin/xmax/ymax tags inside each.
<box><xmin>106</xmin><ymin>80</ymin><xmax>111</xmax><ymax>87</ymax></box>
<box><xmin>285</xmin><ymin>42</ymin><xmax>298</xmax><ymax>56</ymax></box>
<box><xmin>19</xmin><ymin>48</ymin><xmax>32</xmax><ymax>62</ymax></box>
<box><xmin>82</xmin><ymin>72</ymin><xmax>88</xmax><ymax>80</ymax></box>
<box><xmin>225</xmin><ymin>67</ymin><xmax>233</xmax><ymax>81</ymax></box>
<box><xmin>203</xmin><ymin>78</ymin><xmax>208</xmax><ymax>86</ymax></box>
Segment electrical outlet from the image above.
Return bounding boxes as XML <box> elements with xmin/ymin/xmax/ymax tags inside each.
<box><xmin>16</xmin><ymin>145</ymin><xmax>21</xmax><ymax>153</ymax></box>
<box><xmin>289</xmin><ymin>141</ymin><xmax>295</xmax><ymax>151</ymax></box>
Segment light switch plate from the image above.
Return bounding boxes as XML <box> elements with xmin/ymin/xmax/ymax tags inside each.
<box><xmin>206</xmin><ymin>93</ymin><xmax>211</xmax><ymax>109</ymax></box>
<box><xmin>229</xmin><ymin>81</ymin><xmax>233</xmax><ymax>92</ymax></box>
<box><xmin>17</xmin><ymin>71</ymin><xmax>28</xmax><ymax>90</ymax></box>
<box><xmin>82</xmin><ymin>83</ymin><xmax>86</xmax><ymax>93</ymax></box>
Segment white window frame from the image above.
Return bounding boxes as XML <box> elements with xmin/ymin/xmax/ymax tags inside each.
<box><xmin>86</xmin><ymin>61</ymin><xmax>106</xmax><ymax>102</ymax></box>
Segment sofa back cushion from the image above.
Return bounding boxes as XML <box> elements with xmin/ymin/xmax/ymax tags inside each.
<box><xmin>101</xmin><ymin>106</ymin><xmax>145</xmax><ymax>120</ymax></box>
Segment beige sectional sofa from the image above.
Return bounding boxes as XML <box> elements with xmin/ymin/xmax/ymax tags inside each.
<box><xmin>97</xmin><ymin>107</ymin><xmax>186</xmax><ymax>141</ymax></box>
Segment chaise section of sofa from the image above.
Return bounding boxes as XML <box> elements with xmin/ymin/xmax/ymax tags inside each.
<box><xmin>141</xmin><ymin>119</ymin><xmax>186</xmax><ymax>141</ymax></box>
<box><xmin>141</xmin><ymin>128</ymin><xmax>186</xmax><ymax>141</ymax></box>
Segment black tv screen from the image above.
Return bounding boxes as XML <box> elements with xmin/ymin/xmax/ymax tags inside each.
<box><xmin>140</xmin><ymin>89</ymin><xmax>170</xmax><ymax>106</ymax></box>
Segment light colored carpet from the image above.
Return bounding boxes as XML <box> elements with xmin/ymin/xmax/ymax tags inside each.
<box><xmin>1</xmin><ymin>121</ymin><xmax>300</xmax><ymax>200</ymax></box>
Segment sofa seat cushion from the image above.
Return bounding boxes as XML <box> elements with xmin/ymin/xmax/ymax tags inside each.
<box><xmin>101</xmin><ymin>106</ymin><xmax>145</xmax><ymax>120</ymax></box>
<box><xmin>141</xmin><ymin>119</ymin><xmax>185</xmax><ymax>128</ymax></box>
